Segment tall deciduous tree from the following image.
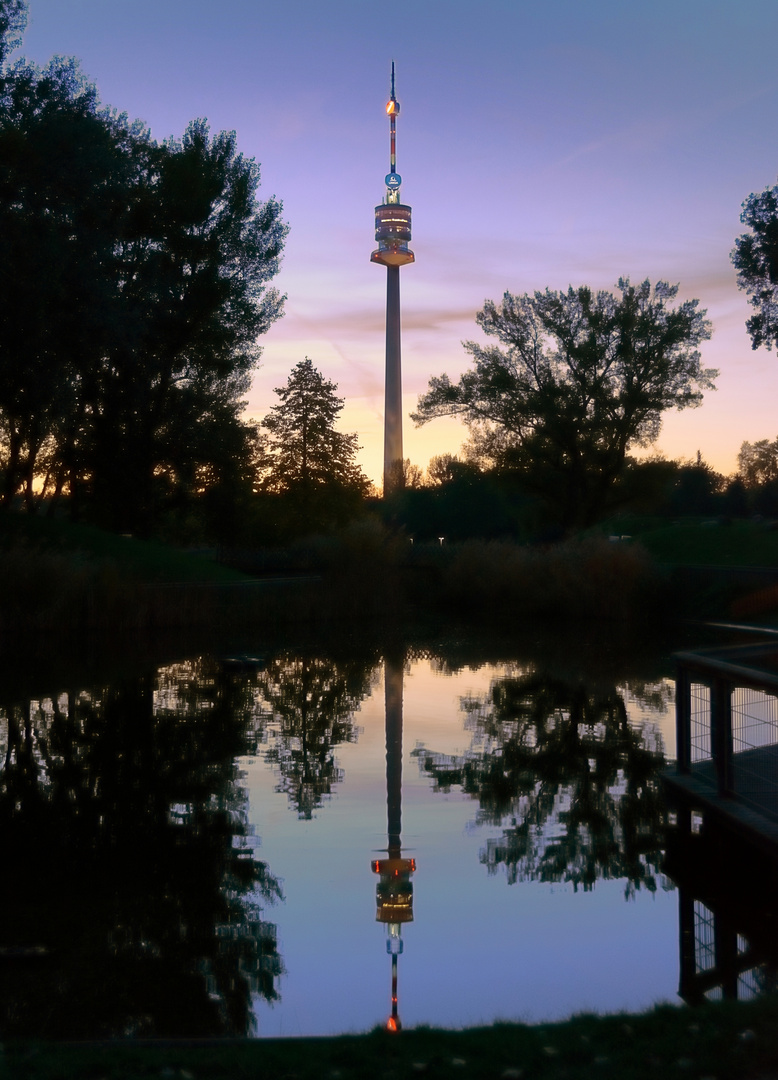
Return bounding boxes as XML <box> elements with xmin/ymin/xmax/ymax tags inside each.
<box><xmin>0</xmin><ymin>4</ymin><xmax>287</xmax><ymax>534</ymax></box>
<box><xmin>412</xmin><ymin>279</ymin><xmax>715</xmax><ymax>531</ymax></box>
<box><xmin>0</xmin><ymin>55</ymin><xmax>129</xmax><ymax>509</ymax></box>
<box><xmin>85</xmin><ymin>118</ymin><xmax>287</xmax><ymax>533</ymax></box>
<box><xmin>732</xmin><ymin>179</ymin><xmax>778</xmax><ymax>350</ymax></box>
<box><xmin>261</xmin><ymin>357</ymin><xmax>369</xmax><ymax>498</ymax></box>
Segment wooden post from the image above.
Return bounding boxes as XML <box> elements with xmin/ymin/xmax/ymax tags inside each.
<box><xmin>714</xmin><ymin>910</ymin><xmax>739</xmax><ymax>1000</ymax></box>
<box><xmin>676</xmin><ymin>664</ymin><xmax>691</xmax><ymax>774</ymax></box>
<box><xmin>678</xmin><ymin>889</ymin><xmax>701</xmax><ymax>1005</ymax></box>
<box><xmin>711</xmin><ymin>675</ymin><xmax>734</xmax><ymax>797</ymax></box>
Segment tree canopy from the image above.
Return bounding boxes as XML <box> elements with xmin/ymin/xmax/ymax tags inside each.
<box><xmin>738</xmin><ymin>436</ymin><xmax>778</xmax><ymax>487</ymax></box>
<box><xmin>412</xmin><ymin>279</ymin><xmax>716</xmax><ymax>530</ymax></box>
<box><xmin>732</xmin><ymin>178</ymin><xmax>778</xmax><ymax>350</ymax></box>
<box><xmin>0</xmin><ymin>0</ymin><xmax>25</xmax><ymax>66</ymax></box>
<box><xmin>0</xmin><ymin>4</ymin><xmax>287</xmax><ymax>535</ymax></box>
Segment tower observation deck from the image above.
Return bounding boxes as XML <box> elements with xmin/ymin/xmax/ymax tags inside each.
<box><xmin>372</xmin><ymin>62</ymin><xmax>414</xmax><ymax>495</ymax></box>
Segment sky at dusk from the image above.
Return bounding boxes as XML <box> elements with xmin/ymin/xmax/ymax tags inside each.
<box><xmin>16</xmin><ymin>0</ymin><xmax>778</xmax><ymax>486</ymax></box>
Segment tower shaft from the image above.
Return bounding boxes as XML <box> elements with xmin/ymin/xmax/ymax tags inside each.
<box><xmin>383</xmin><ymin>266</ymin><xmax>403</xmax><ymax>494</ymax></box>
<box><xmin>384</xmin><ymin>655</ymin><xmax>404</xmax><ymax>853</ymax></box>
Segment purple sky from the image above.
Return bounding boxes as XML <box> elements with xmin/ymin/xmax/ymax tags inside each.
<box><xmin>17</xmin><ymin>0</ymin><xmax>778</xmax><ymax>485</ymax></box>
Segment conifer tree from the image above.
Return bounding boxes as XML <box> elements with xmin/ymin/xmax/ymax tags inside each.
<box><xmin>261</xmin><ymin>358</ymin><xmax>369</xmax><ymax>498</ymax></box>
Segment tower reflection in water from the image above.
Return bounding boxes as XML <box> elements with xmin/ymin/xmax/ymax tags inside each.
<box><xmin>371</xmin><ymin>657</ymin><xmax>415</xmax><ymax>1031</ymax></box>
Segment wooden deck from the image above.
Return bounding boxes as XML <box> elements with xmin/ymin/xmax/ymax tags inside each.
<box><xmin>669</xmin><ymin>640</ymin><xmax>778</xmax><ymax>853</ymax></box>
<box><xmin>664</xmin><ymin>747</ymin><xmax>778</xmax><ymax>855</ymax></box>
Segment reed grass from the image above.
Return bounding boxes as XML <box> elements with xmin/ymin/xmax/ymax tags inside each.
<box><xmin>431</xmin><ymin>535</ymin><xmax>664</xmax><ymax>621</ymax></box>
<box><xmin>0</xmin><ymin>518</ymin><xmax>739</xmax><ymax>637</ymax></box>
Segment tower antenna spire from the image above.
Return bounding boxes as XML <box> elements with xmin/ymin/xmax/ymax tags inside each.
<box><xmin>386</xmin><ymin>61</ymin><xmax>400</xmax><ymax>191</ymax></box>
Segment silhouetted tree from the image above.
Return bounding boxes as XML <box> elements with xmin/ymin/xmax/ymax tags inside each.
<box><xmin>426</xmin><ymin>453</ymin><xmax>466</xmax><ymax>486</ymax></box>
<box><xmin>261</xmin><ymin>359</ymin><xmax>369</xmax><ymax>495</ymax></box>
<box><xmin>413</xmin><ymin>280</ymin><xmax>715</xmax><ymax>532</ymax></box>
<box><xmin>0</xmin><ymin>8</ymin><xmax>287</xmax><ymax>533</ymax></box>
<box><xmin>0</xmin><ymin>0</ymin><xmax>25</xmax><ymax>65</ymax></box>
<box><xmin>732</xmin><ymin>177</ymin><xmax>778</xmax><ymax>350</ymax></box>
<box><xmin>258</xmin><ymin>358</ymin><xmax>370</xmax><ymax>535</ymax></box>
<box><xmin>0</xmin><ymin>53</ymin><xmax>128</xmax><ymax>510</ymax></box>
<box><xmin>738</xmin><ymin>437</ymin><xmax>778</xmax><ymax>487</ymax></box>
<box><xmin>665</xmin><ymin>453</ymin><xmax>724</xmax><ymax>516</ymax></box>
<box><xmin>730</xmin><ymin>437</ymin><xmax>778</xmax><ymax>516</ymax></box>
<box><xmin>84</xmin><ymin>119</ymin><xmax>286</xmax><ymax>534</ymax></box>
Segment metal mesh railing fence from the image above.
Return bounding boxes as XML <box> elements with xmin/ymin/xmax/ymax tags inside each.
<box><xmin>690</xmin><ymin>682</ymin><xmax>711</xmax><ymax>763</ymax></box>
<box><xmin>693</xmin><ymin>900</ymin><xmax>716</xmax><ymax>973</ymax></box>
<box><xmin>731</xmin><ymin>687</ymin><xmax>778</xmax><ymax>811</ymax></box>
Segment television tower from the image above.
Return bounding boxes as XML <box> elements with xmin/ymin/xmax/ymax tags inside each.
<box><xmin>370</xmin><ymin>657</ymin><xmax>416</xmax><ymax>1031</ymax></box>
<box><xmin>371</xmin><ymin>62</ymin><xmax>414</xmax><ymax>496</ymax></box>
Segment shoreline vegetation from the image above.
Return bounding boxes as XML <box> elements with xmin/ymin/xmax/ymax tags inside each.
<box><xmin>6</xmin><ymin>996</ymin><xmax>778</xmax><ymax>1080</ymax></box>
<box><xmin>3</xmin><ymin>515</ymin><xmax>778</xmax><ymax>636</ymax></box>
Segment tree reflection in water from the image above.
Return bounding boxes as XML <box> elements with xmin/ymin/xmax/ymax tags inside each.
<box><xmin>0</xmin><ymin>660</ymin><xmax>282</xmax><ymax>1039</ymax></box>
<box><xmin>258</xmin><ymin>654</ymin><xmax>373</xmax><ymax>819</ymax></box>
<box><xmin>415</xmin><ymin>671</ymin><xmax>667</xmax><ymax>895</ymax></box>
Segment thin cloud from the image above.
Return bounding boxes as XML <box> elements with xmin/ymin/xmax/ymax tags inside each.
<box><xmin>289</xmin><ymin>304</ymin><xmax>479</xmax><ymax>338</ymax></box>
<box><xmin>544</xmin><ymin>80</ymin><xmax>778</xmax><ymax>177</ymax></box>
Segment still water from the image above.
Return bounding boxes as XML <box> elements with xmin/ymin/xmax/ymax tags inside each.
<box><xmin>0</xmin><ymin>631</ymin><xmax>763</xmax><ymax>1039</ymax></box>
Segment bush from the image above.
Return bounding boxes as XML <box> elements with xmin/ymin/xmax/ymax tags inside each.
<box><xmin>439</xmin><ymin>536</ymin><xmax>662</xmax><ymax>621</ymax></box>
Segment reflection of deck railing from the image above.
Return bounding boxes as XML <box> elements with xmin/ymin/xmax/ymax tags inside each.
<box><xmin>665</xmin><ymin>642</ymin><xmax>778</xmax><ymax>1006</ymax></box>
<box><xmin>678</xmin><ymin>889</ymin><xmax>778</xmax><ymax>1004</ymax></box>
<box><xmin>663</xmin><ymin>794</ymin><xmax>778</xmax><ymax>1007</ymax></box>
<box><xmin>674</xmin><ymin>644</ymin><xmax>778</xmax><ymax>826</ymax></box>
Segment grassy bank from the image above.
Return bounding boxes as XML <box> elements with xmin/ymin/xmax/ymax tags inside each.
<box><xmin>0</xmin><ymin>514</ymin><xmax>258</xmax><ymax>636</ymax></box>
<box><xmin>0</xmin><ymin>518</ymin><xmax>670</xmax><ymax>634</ymax></box>
<box><xmin>6</xmin><ymin>513</ymin><xmax>778</xmax><ymax>635</ymax></box>
<box><xmin>5</xmin><ymin>997</ymin><xmax>778</xmax><ymax>1080</ymax></box>
<box><xmin>598</xmin><ymin>518</ymin><xmax>778</xmax><ymax>568</ymax></box>
<box><xmin>0</xmin><ymin>514</ymin><xmax>246</xmax><ymax>584</ymax></box>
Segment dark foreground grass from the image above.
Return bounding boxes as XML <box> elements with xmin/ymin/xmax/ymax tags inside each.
<box><xmin>5</xmin><ymin>998</ymin><xmax>778</xmax><ymax>1080</ymax></box>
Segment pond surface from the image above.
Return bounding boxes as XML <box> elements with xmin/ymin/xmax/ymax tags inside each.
<box><xmin>0</xmin><ymin>629</ymin><xmax>772</xmax><ymax>1039</ymax></box>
